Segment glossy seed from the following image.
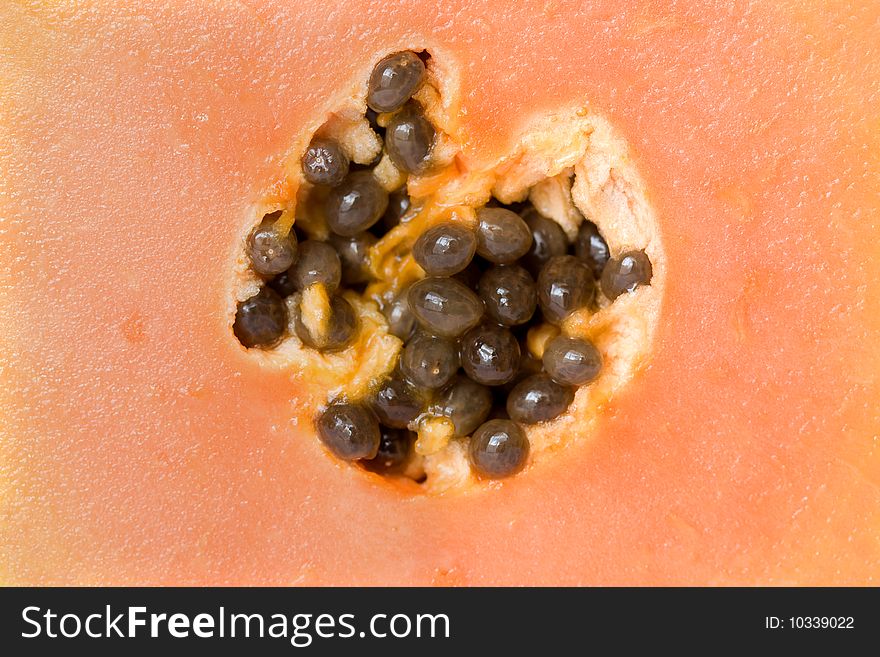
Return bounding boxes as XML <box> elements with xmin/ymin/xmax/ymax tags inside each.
<box><xmin>542</xmin><ymin>336</ymin><xmax>602</xmax><ymax>386</ymax></box>
<box><xmin>474</xmin><ymin>207</ymin><xmax>533</xmax><ymax>264</ymax></box>
<box><xmin>292</xmin><ymin>293</ymin><xmax>358</xmax><ymax>352</ymax></box>
<box><xmin>600</xmin><ymin>250</ymin><xmax>653</xmax><ymax>300</ymax></box>
<box><xmin>326</xmin><ymin>171</ymin><xmax>389</xmax><ymax>236</ymax></box>
<box><xmin>460</xmin><ymin>324</ymin><xmax>521</xmax><ymax>386</ymax></box>
<box><xmin>413</xmin><ymin>222</ymin><xmax>476</xmax><ymax>276</ymax></box>
<box><xmin>575</xmin><ymin>220</ymin><xmax>610</xmax><ymax>278</ymax></box>
<box><xmin>382</xmin><ymin>188</ymin><xmax>411</xmax><ymax>231</ymax></box>
<box><xmin>537</xmin><ymin>255</ymin><xmax>595</xmax><ymax>324</ymax></box>
<box><xmin>400</xmin><ymin>332</ymin><xmax>459</xmax><ymax>389</ymax></box>
<box><xmin>328</xmin><ymin>232</ymin><xmax>376</xmax><ymax>285</ymax></box>
<box><xmin>362</xmin><ymin>428</ymin><xmax>413</xmax><ymax>473</ymax></box>
<box><xmin>432</xmin><ymin>375</ymin><xmax>493</xmax><ymax>437</ymax></box>
<box><xmin>301</xmin><ymin>138</ymin><xmax>349</xmax><ymax>187</ymax></box>
<box><xmin>233</xmin><ymin>287</ymin><xmax>288</xmax><ymax>348</ymax></box>
<box><xmin>385</xmin><ymin>103</ymin><xmax>435</xmax><ymax>174</ymax></box>
<box><xmin>316</xmin><ymin>402</ymin><xmax>380</xmax><ymax>460</ymax></box>
<box><xmin>506</xmin><ymin>373</ymin><xmax>575</xmax><ymax>424</ymax></box>
<box><xmin>289</xmin><ymin>240</ymin><xmax>342</xmax><ymax>292</ymax></box>
<box><xmin>478</xmin><ymin>265</ymin><xmax>537</xmax><ymax>326</ymax></box>
<box><xmin>370</xmin><ymin>375</ymin><xmax>425</xmax><ymax>429</ymax></box>
<box><xmin>367</xmin><ymin>51</ymin><xmax>426</xmax><ymax>113</ymax></box>
<box><xmin>382</xmin><ymin>293</ymin><xmax>417</xmax><ymax>340</ymax></box>
<box><xmin>469</xmin><ymin>419</ymin><xmax>530</xmax><ymax>478</ymax></box>
<box><xmin>407</xmin><ymin>277</ymin><xmax>484</xmax><ymax>337</ymax></box>
<box><xmin>247</xmin><ymin>219</ymin><xmax>298</xmax><ymax>277</ymax></box>
<box><xmin>521</xmin><ymin>208</ymin><xmax>569</xmax><ymax>275</ymax></box>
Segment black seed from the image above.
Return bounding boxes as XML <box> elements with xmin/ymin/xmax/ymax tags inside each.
<box><xmin>469</xmin><ymin>419</ymin><xmax>529</xmax><ymax>478</ymax></box>
<box><xmin>328</xmin><ymin>232</ymin><xmax>376</xmax><ymax>285</ymax></box>
<box><xmin>301</xmin><ymin>138</ymin><xmax>349</xmax><ymax>187</ymax></box>
<box><xmin>506</xmin><ymin>373</ymin><xmax>575</xmax><ymax>424</ymax></box>
<box><xmin>600</xmin><ymin>250</ymin><xmax>653</xmax><ymax>300</ymax></box>
<box><xmin>247</xmin><ymin>219</ymin><xmax>298</xmax><ymax>277</ymax></box>
<box><xmin>267</xmin><ymin>269</ymin><xmax>296</xmax><ymax>297</ymax></box>
<box><xmin>413</xmin><ymin>222</ymin><xmax>476</xmax><ymax>276</ymax></box>
<box><xmin>478</xmin><ymin>265</ymin><xmax>537</xmax><ymax>326</ymax></box>
<box><xmin>521</xmin><ymin>208</ymin><xmax>569</xmax><ymax>275</ymax></box>
<box><xmin>316</xmin><ymin>402</ymin><xmax>380</xmax><ymax>460</ymax></box>
<box><xmin>400</xmin><ymin>332</ymin><xmax>459</xmax><ymax>390</ymax></box>
<box><xmin>542</xmin><ymin>336</ymin><xmax>602</xmax><ymax>386</ymax></box>
<box><xmin>292</xmin><ymin>293</ymin><xmax>358</xmax><ymax>352</ymax></box>
<box><xmin>432</xmin><ymin>375</ymin><xmax>492</xmax><ymax>437</ymax></box>
<box><xmin>407</xmin><ymin>277</ymin><xmax>484</xmax><ymax>337</ymax></box>
<box><xmin>382</xmin><ymin>293</ymin><xmax>417</xmax><ymax>340</ymax></box>
<box><xmin>367</xmin><ymin>51</ymin><xmax>426</xmax><ymax>113</ymax></box>
<box><xmin>385</xmin><ymin>102</ymin><xmax>435</xmax><ymax>174</ymax></box>
<box><xmin>382</xmin><ymin>188</ymin><xmax>411</xmax><ymax>231</ymax></box>
<box><xmin>575</xmin><ymin>220</ymin><xmax>610</xmax><ymax>278</ymax></box>
<box><xmin>474</xmin><ymin>207</ymin><xmax>533</xmax><ymax>264</ymax></box>
<box><xmin>460</xmin><ymin>324</ymin><xmax>521</xmax><ymax>386</ymax></box>
<box><xmin>326</xmin><ymin>171</ymin><xmax>389</xmax><ymax>236</ymax></box>
<box><xmin>289</xmin><ymin>240</ymin><xmax>342</xmax><ymax>292</ymax></box>
<box><xmin>233</xmin><ymin>287</ymin><xmax>288</xmax><ymax>349</ymax></box>
<box><xmin>537</xmin><ymin>255</ymin><xmax>595</xmax><ymax>324</ymax></box>
<box><xmin>362</xmin><ymin>428</ymin><xmax>413</xmax><ymax>473</ymax></box>
<box><xmin>370</xmin><ymin>375</ymin><xmax>425</xmax><ymax>429</ymax></box>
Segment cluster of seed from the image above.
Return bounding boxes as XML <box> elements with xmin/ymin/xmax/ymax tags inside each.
<box><xmin>233</xmin><ymin>51</ymin><xmax>653</xmax><ymax>482</ymax></box>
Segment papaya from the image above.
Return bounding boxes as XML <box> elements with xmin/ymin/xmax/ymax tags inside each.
<box><xmin>1</xmin><ymin>0</ymin><xmax>879</xmax><ymax>585</ymax></box>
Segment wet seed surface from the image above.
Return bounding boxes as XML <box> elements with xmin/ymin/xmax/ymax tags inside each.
<box><xmin>385</xmin><ymin>102</ymin><xmax>435</xmax><ymax>174</ymax></box>
<box><xmin>233</xmin><ymin>50</ymin><xmax>654</xmax><ymax>484</ymax></box>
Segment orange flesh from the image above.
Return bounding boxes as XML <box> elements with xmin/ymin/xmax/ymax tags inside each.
<box><xmin>2</xmin><ymin>0</ymin><xmax>880</xmax><ymax>584</ymax></box>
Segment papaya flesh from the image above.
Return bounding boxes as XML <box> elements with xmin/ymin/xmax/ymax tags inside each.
<box><xmin>1</xmin><ymin>0</ymin><xmax>879</xmax><ymax>585</ymax></box>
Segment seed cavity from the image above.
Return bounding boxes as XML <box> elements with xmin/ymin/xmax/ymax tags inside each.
<box><xmin>230</xmin><ymin>48</ymin><xmax>661</xmax><ymax>491</ymax></box>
